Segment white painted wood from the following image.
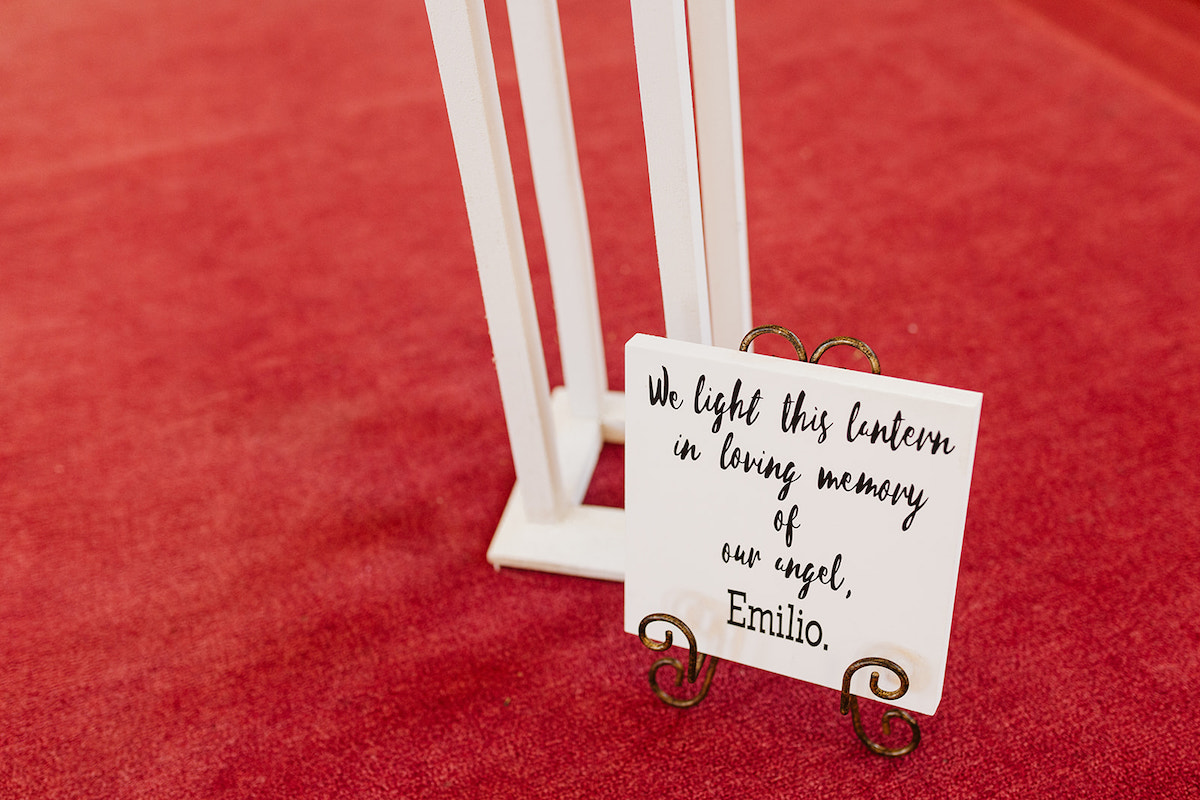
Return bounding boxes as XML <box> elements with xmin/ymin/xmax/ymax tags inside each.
<box><xmin>426</xmin><ymin>0</ymin><xmax>566</xmax><ymax>522</ymax></box>
<box><xmin>687</xmin><ymin>0</ymin><xmax>753</xmax><ymax>350</ymax></box>
<box><xmin>488</xmin><ymin>496</ymin><xmax>625</xmax><ymax>581</ymax></box>
<box><xmin>506</xmin><ymin>0</ymin><xmax>608</xmax><ymax>421</ymax></box>
<box><xmin>487</xmin><ymin>389</ymin><xmax>624</xmax><ymax>581</ymax></box>
<box><xmin>630</xmin><ymin>0</ymin><xmax>713</xmax><ymax>346</ymax></box>
<box><xmin>599</xmin><ymin>389</ymin><xmax>625</xmax><ymax>444</ymax></box>
<box><xmin>427</xmin><ymin>1</ymin><xmax>751</xmax><ymax>580</ymax></box>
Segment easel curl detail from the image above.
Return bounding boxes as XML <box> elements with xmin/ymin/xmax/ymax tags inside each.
<box><xmin>638</xmin><ymin>614</ymin><xmax>719</xmax><ymax>709</ymax></box>
<box><xmin>739</xmin><ymin>325</ymin><xmax>881</xmax><ymax>375</ymax></box>
<box><xmin>840</xmin><ymin>658</ymin><xmax>921</xmax><ymax>757</ymax></box>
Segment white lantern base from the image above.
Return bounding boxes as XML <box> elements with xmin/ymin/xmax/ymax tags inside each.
<box><xmin>486</xmin><ymin>388</ymin><xmax>626</xmax><ymax>582</ymax></box>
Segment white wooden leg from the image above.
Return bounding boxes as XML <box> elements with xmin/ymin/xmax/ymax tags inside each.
<box><xmin>487</xmin><ymin>388</ymin><xmax>625</xmax><ymax>581</ymax></box>
<box><xmin>631</xmin><ymin>0</ymin><xmax>713</xmax><ymax>346</ymax></box>
<box><xmin>426</xmin><ymin>0</ymin><xmax>566</xmax><ymax>523</ymax></box>
<box><xmin>507</xmin><ymin>0</ymin><xmax>609</xmax><ymax>423</ymax></box>
<box><xmin>427</xmin><ymin>1</ymin><xmax>750</xmax><ymax>580</ymax></box>
<box><xmin>687</xmin><ymin>0</ymin><xmax>753</xmax><ymax>350</ymax></box>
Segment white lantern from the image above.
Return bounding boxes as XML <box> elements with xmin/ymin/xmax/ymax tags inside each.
<box><xmin>425</xmin><ymin>0</ymin><xmax>750</xmax><ymax>580</ymax></box>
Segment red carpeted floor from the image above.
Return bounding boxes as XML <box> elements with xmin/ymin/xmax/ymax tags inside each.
<box><xmin>3</xmin><ymin>0</ymin><xmax>1199</xmax><ymax>797</ymax></box>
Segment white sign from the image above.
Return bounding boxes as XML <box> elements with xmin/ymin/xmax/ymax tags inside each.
<box><xmin>623</xmin><ymin>334</ymin><xmax>982</xmax><ymax>714</ymax></box>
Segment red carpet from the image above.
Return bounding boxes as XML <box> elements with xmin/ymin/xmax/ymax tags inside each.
<box><xmin>3</xmin><ymin>0</ymin><xmax>1199</xmax><ymax>797</ymax></box>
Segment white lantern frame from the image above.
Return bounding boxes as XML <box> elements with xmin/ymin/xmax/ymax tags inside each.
<box><xmin>425</xmin><ymin>0</ymin><xmax>751</xmax><ymax>580</ymax></box>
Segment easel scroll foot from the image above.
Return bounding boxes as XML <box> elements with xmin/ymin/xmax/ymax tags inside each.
<box><xmin>840</xmin><ymin>657</ymin><xmax>921</xmax><ymax>757</ymax></box>
<box><xmin>638</xmin><ymin>613</ymin><xmax>720</xmax><ymax>709</ymax></box>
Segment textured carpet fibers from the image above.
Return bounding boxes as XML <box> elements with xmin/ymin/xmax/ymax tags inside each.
<box><xmin>2</xmin><ymin>0</ymin><xmax>1199</xmax><ymax>797</ymax></box>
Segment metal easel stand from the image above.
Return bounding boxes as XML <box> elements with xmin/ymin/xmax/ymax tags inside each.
<box><xmin>638</xmin><ymin>614</ymin><xmax>921</xmax><ymax>758</ymax></box>
<box><xmin>636</xmin><ymin>325</ymin><xmax>921</xmax><ymax>758</ymax></box>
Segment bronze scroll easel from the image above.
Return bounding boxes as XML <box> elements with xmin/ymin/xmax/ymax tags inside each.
<box><xmin>637</xmin><ymin>325</ymin><xmax>920</xmax><ymax>758</ymax></box>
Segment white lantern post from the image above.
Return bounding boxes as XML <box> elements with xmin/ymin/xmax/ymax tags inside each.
<box><xmin>425</xmin><ymin>0</ymin><xmax>751</xmax><ymax>581</ymax></box>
